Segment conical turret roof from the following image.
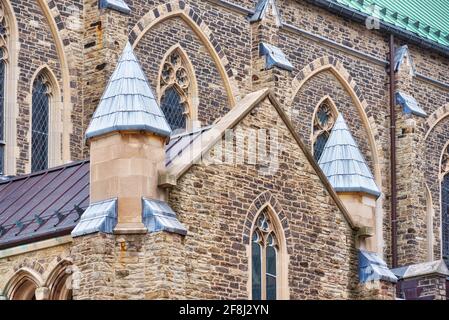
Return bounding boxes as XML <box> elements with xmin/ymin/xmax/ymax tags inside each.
<box><xmin>86</xmin><ymin>42</ymin><xmax>171</xmax><ymax>140</ymax></box>
<box><xmin>318</xmin><ymin>114</ymin><xmax>380</xmax><ymax>198</ymax></box>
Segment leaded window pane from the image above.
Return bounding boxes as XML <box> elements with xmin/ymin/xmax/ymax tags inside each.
<box><xmin>251</xmin><ymin>207</ymin><xmax>280</xmax><ymax>300</ymax></box>
<box><xmin>314</xmin><ymin>133</ymin><xmax>329</xmax><ymax>162</ymax></box>
<box><xmin>313</xmin><ymin>101</ymin><xmax>336</xmax><ymax>162</ymax></box>
<box><xmin>266</xmin><ymin>245</ymin><xmax>277</xmax><ymax>300</ymax></box>
<box><xmin>31</xmin><ymin>77</ymin><xmax>49</xmax><ymax>172</ymax></box>
<box><xmin>442</xmin><ymin>175</ymin><xmax>449</xmax><ymax>267</ymax></box>
<box><xmin>0</xmin><ymin>52</ymin><xmax>4</xmax><ymax>142</ymax></box>
<box><xmin>161</xmin><ymin>87</ymin><xmax>186</xmax><ymax>132</ymax></box>
<box><xmin>252</xmin><ymin>237</ymin><xmax>262</xmax><ymax>300</ymax></box>
<box><xmin>0</xmin><ymin>52</ymin><xmax>5</xmax><ymax>175</ymax></box>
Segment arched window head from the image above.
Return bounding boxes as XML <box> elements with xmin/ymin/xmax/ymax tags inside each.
<box><xmin>31</xmin><ymin>75</ymin><xmax>51</xmax><ymax>172</ymax></box>
<box><xmin>47</xmin><ymin>263</ymin><xmax>73</xmax><ymax>300</ymax></box>
<box><xmin>251</xmin><ymin>207</ymin><xmax>279</xmax><ymax>300</ymax></box>
<box><xmin>159</xmin><ymin>49</ymin><xmax>193</xmax><ymax>134</ymax></box>
<box><xmin>0</xmin><ymin>3</ymin><xmax>10</xmax><ymax>49</ymax></box>
<box><xmin>313</xmin><ymin>100</ymin><xmax>337</xmax><ymax>162</ymax></box>
<box><xmin>442</xmin><ymin>147</ymin><xmax>449</xmax><ymax>175</ymax></box>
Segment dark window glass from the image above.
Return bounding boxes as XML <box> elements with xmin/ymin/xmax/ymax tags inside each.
<box><xmin>160</xmin><ymin>87</ymin><xmax>186</xmax><ymax>132</ymax></box>
<box><xmin>0</xmin><ymin>51</ymin><xmax>5</xmax><ymax>174</ymax></box>
<box><xmin>266</xmin><ymin>245</ymin><xmax>277</xmax><ymax>300</ymax></box>
<box><xmin>317</xmin><ymin>106</ymin><xmax>330</xmax><ymax>126</ymax></box>
<box><xmin>313</xmin><ymin>133</ymin><xmax>329</xmax><ymax>162</ymax></box>
<box><xmin>252</xmin><ymin>234</ymin><xmax>262</xmax><ymax>300</ymax></box>
<box><xmin>442</xmin><ymin>174</ymin><xmax>449</xmax><ymax>267</ymax></box>
<box><xmin>31</xmin><ymin>77</ymin><xmax>49</xmax><ymax>172</ymax></box>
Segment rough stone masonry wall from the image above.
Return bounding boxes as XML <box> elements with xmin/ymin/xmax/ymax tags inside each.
<box><xmin>134</xmin><ymin>16</ymin><xmax>231</xmax><ymax>127</ymax></box>
<box><xmin>71</xmin><ymin>232</ymin><xmax>187</xmax><ymax>300</ymax></box>
<box><xmin>126</xmin><ymin>0</ymin><xmax>253</xmax><ymax>101</ymax></box>
<box><xmin>290</xmin><ymin>70</ymin><xmax>375</xmax><ymax>171</ymax></box>
<box><xmin>0</xmin><ymin>242</ymin><xmax>71</xmax><ymax>298</ymax></box>
<box><xmin>169</xmin><ymin>97</ymin><xmax>360</xmax><ymax>299</ymax></box>
<box><xmin>398</xmin><ymin>275</ymin><xmax>448</xmax><ymax>300</ymax></box>
<box><xmin>9</xmin><ymin>0</ymin><xmax>63</xmax><ymax>174</ymax></box>
<box><xmin>82</xmin><ymin>0</ymin><xmax>130</xmax><ymax>157</ymax></box>
<box><xmin>268</xmin><ymin>0</ymin><xmax>449</xmax><ymax>267</ymax></box>
<box><xmin>7</xmin><ymin>0</ymin><xmax>86</xmax><ymax>173</ymax></box>
<box><xmin>259</xmin><ymin>0</ymin><xmax>392</xmax><ymax>261</ymax></box>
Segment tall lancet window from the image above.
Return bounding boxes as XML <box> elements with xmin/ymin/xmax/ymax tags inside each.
<box><xmin>313</xmin><ymin>100</ymin><xmax>337</xmax><ymax>162</ymax></box>
<box><xmin>159</xmin><ymin>49</ymin><xmax>192</xmax><ymax>133</ymax></box>
<box><xmin>441</xmin><ymin>147</ymin><xmax>449</xmax><ymax>266</ymax></box>
<box><xmin>31</xmin><ymin>75</ymin><xmax>50</xmax><ymax>172</ymax></box>
<box><xmin>0</xmin><ymin>48</ymin><xmax>5</xmax><ymax>174</ymax></box>
<box><xmin>251</xmin><ymin>207</ymin><xmax>279</xmax><ymax>300</ymax></box>
<box><xmin>0</xmin><ymin>7</ymin><xmax>9</xmax><ymax>175</ymax></box>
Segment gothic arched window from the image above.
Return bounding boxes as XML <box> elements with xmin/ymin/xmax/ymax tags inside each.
<box><xmin>251</xmin><ymin>207</ymin><xmax>279</xmax><ymax>300</ymax></box>
<box><xmin>0</xmin><ymin>48</ymin><xmax>5</xmax><ymax>174</ymax></box>
<box><xmin>159</xmin><ymin>49</ymin><xmax>192</xmax><ymax>133</ymax></box>
<box><xmin>441</xmin><ymin>147</ymin><xmax>449</xmax><ymax>266</ymax></box>
<box><xmin>313</xmin><ymin>100</ymin><xmax>337</xmax><ymax>162</ymax></box>
<box><xmin>442</xmin><ymin>175</ymin><xmax>449</xmax><ymax>266</ymax></box>
<box><xmin>0</xmin><ymin>5</ymin><xmax>9</xmax><ymax>175</ymax></box>
<box><xmin>31</xmin><ymin>75</ymin><xmax>50</xmax><ymax>172</ymax></box>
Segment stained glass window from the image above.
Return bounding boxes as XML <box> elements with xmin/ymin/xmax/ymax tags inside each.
<box><xmin>251</xmin><ymin>207</ymin><xmax>279</xmax><ymax>300</ymax></box>
<box><xmin>159</xmin><ymin>50</ymin><xmax>191</xmax><ymax>133</ymax></box>
<box><xmin>31</xmin><ymin>76</ymin><xmax>49</xmax><ymax>172</ymax></box>
<box><xmin>313</xmin><ymin>101</ymin><xmax>336</xmax><ymax>162</ymax></box>
<box><xmin>160</xmin><ymin>87</ymin><xmax>186</xmax><ymax>131</ymax></box>
<box><xmin>442</xmin><ymin>174</ymin><xmax>449</xmax><ymax>267</ymax></box>
<box><xmin>252</xmin><ymin>232</ymin><xmax>262</xmax><ymax>300</ymax></box>
<box><xmin>0</xmin><ymin>49</ymin><xmax>5</xmax><ymax>175</ymax></box>
<box><xmin>0</xmin><ymin>4</ymin><xmax>9</xmax><ymax>175</ymax></box>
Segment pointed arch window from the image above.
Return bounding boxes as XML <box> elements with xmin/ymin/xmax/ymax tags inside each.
<box><xmin>31</xmin><ymin>75</ymin><xmax>50</xmax><ymax>172</ymax></box>
<box><xmin>0</xmin><ymin>48</ymin><xmax>5</xmax><ymax>174</ymax></box>
<box><xmin>0</xmin><ymin>6</ymin><xmax>9</xmax><ymax>175</ymax></box>
<box><xmin>313</xmin><ymin>100</ymin><xmax>337</xmax><ymax>162</ymax></box>
<box><xmin>159</xmin><ymin>49</ymin><xmax>192</xmax><ymax>133</ymax></box>
<box><xmin>251</xmin><ymin>207</ymin><xmax>279</xmax><ymax>300</ymax></box>
<box><xmin>441</xmin><ymin>147</ymin><xmax>449</xmax><ymax>266</ymax></box>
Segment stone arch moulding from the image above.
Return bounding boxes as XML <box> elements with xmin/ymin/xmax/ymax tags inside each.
<box><xmin>425</xmin><ymin>103</ymin><xmax>449</xmax><ymax>140</ymax></box>
<box><xmin>29</xmin><ymin>65</ymin><xmax>64</xmax><ymax>171</ymax></box>
<box><xmin>157</xmin><ymin>43</ymin><xmax>199</xmax><ymax>126</ymax></box>
<box><xmin>438</xmin><ymin>140</ymin><xmax>449</xmax><ymax>262</ymax></box>
<box><xmin>36</xmin><ymin>0</ymin><xmax>73</xmax><ymax>164</ymax></box>
<box><xmin>43</xmin><ymin>257</ymin><xmax>73</xmax><ymax>300</ymax></box>
<box><xmin>242</xmin><ymin>190</ymin><xmax>293</xmax><ymax>254</ymax></box>
<box><xmin>290</xmin><ymin>56</ymin><xmax>381</xmax><ymax>189</ymax></box>
<box><xmin>129</xmin><ymin>0</ymin><xmax>237</xmax><ymax>107</ymax></box>
<box><xmin>243</xmin><ymin>190</ymin><xmax>291</xmax><ymax>300</ymax></box>
<box><xmin>1</xmin><ymin>0</ymin><xmax>18</xmax><ymax>175</ymax></box>
<box><xmin>291</xmin><ymin>56</ymin><xmax>385</xmax><ymax>257</ymax></box>
<box><xmin>438</xmin><ymin>139</ymin><xmax>449</xmax><ymax>181</ymax></box>
<box><xmin>425</xmin><ymin>183</ymin><xmax>435</xmax><ymax>262</ymax></box>
<box><xmin>1</xmin><ymin>266</ymin><xmax>45</xmax><ymax>299</ymax></box>
<box><xmin>310</xmin><ymin>95</ymin><xmax>339</xmax><ymax>156</ymax></box>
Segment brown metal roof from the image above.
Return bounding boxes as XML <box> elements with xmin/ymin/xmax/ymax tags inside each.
<box><xmin>0</xmin><ymin>131</ymin><xmax>215</xmax><ymax>250</ymax></box>
<box><xmin>0</xmin><ymin>160</ymin><xmax>89</xmax><ymax>249</ymax></box>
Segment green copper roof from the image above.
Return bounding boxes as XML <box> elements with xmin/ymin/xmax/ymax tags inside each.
<box><xmin>332</xmin><ymin>0</ymin><xmax>449</xmax><ymax>48</ymax></box>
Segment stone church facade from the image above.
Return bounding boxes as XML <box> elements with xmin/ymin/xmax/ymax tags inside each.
<box><xmin>0</xmin><ymin>0</ymin><xmax>448</xmax><ymax>300</ymax></box>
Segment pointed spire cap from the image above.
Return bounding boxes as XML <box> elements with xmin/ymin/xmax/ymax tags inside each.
<box><xmin>85</xmin><ymin>42</ymin><xmax>171</xmax><ymax>140</ymax></box>
<box><xmin>249</xmin><ymin>0</ymin><xmax>282</xmax><ymax>25</ymax></box>
<box><xmin>318</xmin><ymin>114</ymin><xmax>381</xmax><ymax>198</ymax></box>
